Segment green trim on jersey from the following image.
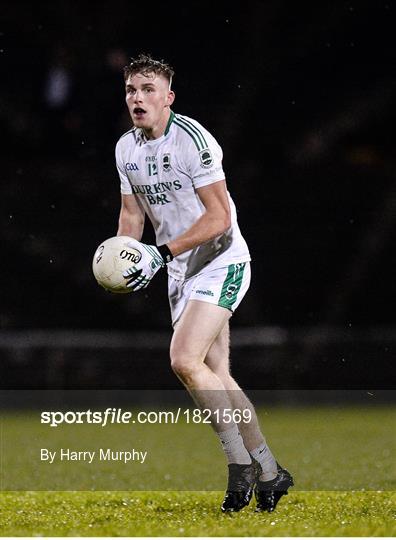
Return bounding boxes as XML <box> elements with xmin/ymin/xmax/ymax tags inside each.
<box><xmin>174</xmin><ymin>115</ymin><xmax>208</xmax><ymax>151</ymax></box>
<box><xmin>174</xmin><ymin>120</ymin><xmax>201</xmax><ymax>151</ymax></box>
<box><xmin>164</xmin><ymin>110</ymin><xmax>175</xmax><ymax>136</ymax></box>
<box><xmin>176</xmin><ymin>115</ymin><xmax>208</xmax><ymax>149</ymax></box>
<box><xmin>218</xmin><ymin>263</ymin><xmax>246</xmax><ymax>310</ymax></box>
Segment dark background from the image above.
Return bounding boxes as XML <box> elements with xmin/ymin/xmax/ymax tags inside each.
<box><xmin>1</xmin><ymin>1</ymin><xmax>395</xmax><ymax>389</ymax></box>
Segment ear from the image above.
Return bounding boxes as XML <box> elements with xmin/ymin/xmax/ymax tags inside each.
<box><xmin>167</xmin><ymin>90</ymin><xmax>175</xmax><ymax>106</ymax></box>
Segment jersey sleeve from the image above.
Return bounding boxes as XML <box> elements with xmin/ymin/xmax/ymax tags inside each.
<box><xmin>184</xmin><ymin>126</ymin><xmax>226</xmax><ymax>189</ymax></box>
<box><xmin>115</xmin><ymin>140</ymin><xmax>132</xmax><ymax>195</ymax></box>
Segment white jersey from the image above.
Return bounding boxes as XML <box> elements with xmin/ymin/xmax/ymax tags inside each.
<box><xmin>115</xmin><ymin>111</ymin><xmax>250</xmax><ymax>280</ymax></box>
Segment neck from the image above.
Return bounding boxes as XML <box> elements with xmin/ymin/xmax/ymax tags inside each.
<box><xmin>143</xmin><ymin>108</ymin><xmax>171</xmax><ymax>140</ymax></box>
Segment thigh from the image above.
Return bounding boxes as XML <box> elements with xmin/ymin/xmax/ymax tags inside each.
<box><xmin>171</xmin><ymin>300</ymin><xmax>231</xmax><ymax>363</ymax></box>
<box><xmin>204</xmin><ymin>321</ymin><xmax>230</xmax><ymax>375</ymax></box>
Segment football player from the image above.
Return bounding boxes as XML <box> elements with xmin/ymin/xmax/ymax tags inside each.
<box><xmin>116</xmin><ymin>53</ymin><xmax>293</xmax><ymax>512</ymax></box>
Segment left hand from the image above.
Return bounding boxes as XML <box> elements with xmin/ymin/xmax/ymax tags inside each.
<box><xmin>122</xmin><ymin>242</ymin><xmax>165</xmax><ymax>291</ymax></box>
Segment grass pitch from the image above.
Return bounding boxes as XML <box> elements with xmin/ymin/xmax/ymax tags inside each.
<box><xmin>0</xmin><ymin>405</ymin><xmax>395</xmax><ymax>536</ymax></box>
<box><xmin>1</xmin><ymin>490</ymin><xmax>395</xmax><ymax>536</ymax></box>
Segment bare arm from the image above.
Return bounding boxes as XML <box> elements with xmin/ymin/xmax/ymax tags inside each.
<box><xmin>167</xmin><ymin>180</ymin><xmax>231</xmax><ymax>257</ymax></box>
<box><xmin>117</xmin><ymin>193</ymin><xmax>145</xmax><ymax>240</ymax></box>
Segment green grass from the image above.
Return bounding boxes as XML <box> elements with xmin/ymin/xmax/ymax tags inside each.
<box><xmin>0</xmin><ymin>405</ymin><xmax>395</xmax><ymax>535</ymax></box>
<box><xmin>0</xmin><ymin>490</ymin><xmax>395</xmax><ymax>536</ymax></box>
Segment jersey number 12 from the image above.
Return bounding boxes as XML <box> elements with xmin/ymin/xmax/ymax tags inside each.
<box><xmin>148</xmin><ymin>163</ymin><xmax>158</xmax><ymax>176</ymax></box>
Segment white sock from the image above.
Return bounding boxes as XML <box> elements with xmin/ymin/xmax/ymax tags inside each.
<box><xmin>218</xmin><ymin>425</ymin><xmax>252</xmax><ymax>465</ymax></box>
<box><xmin>250</xmin><ymin>441</ymin><xmax>277</xmax><ymax>481</ymax></box>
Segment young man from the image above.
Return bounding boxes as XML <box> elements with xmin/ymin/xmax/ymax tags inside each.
<box><xmin>116</xmin><ymin>53</ymin><xmax>293</xmax><ymax>512</ymax></box>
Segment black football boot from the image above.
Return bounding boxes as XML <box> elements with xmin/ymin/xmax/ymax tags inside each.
<box><xmin>221</xmin><ymin>461</ymin><xmax>258</xmax><ymax>512</ymax></box>
<box><xmin>254</xmin><ymin>463</ymin><xmax>294</xmax><ymax>512</ymax></box>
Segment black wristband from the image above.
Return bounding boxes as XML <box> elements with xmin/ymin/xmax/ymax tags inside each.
<box><xmin>157</xmin><ymin>244</ymin><xmax>174</xmax><ymax>264</ymax></box>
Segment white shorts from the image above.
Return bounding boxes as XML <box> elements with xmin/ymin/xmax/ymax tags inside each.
<box><xmin>168</xmin><ymin>262</ymin><xmax>251</xmax><ymax>325</ymax></box>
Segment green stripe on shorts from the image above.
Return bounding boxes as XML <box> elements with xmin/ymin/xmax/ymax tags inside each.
<box><xmin>218</xmin><ymin>263</ymin><xmax>246</xmax><ymax>310</ymax></box>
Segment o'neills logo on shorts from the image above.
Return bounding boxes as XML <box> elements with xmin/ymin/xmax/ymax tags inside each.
<box><xmin>196</xmin><ymin>289</ymin><xmax>214</xmax><ymax>297</ymax></box>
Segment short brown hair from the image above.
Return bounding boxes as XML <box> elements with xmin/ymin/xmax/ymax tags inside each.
<box><xmin>123</xmin><ymin>53</ymin><xmax>174</xmax><ymax>84</ymax></box>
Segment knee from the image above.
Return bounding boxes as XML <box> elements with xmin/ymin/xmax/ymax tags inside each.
<box><xmin>170</xmin><ymin>346</ymin><xmax>201</xmax><ymax>383</ymax></box>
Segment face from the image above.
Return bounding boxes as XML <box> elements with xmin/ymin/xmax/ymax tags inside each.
<box><xmin>125</xmin><ymin>72</ymin><xmax>175</xmax><ymax>132</ymax></box>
